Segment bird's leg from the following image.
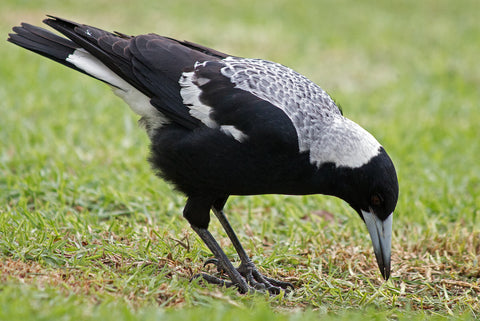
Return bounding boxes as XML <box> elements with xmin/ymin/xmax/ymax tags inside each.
<box><xmin>184</xmin><ymin>196</ymin><xmax>253</xmax><ymax>293</ymax></box>
<box><xmin>190</xmin><ymin>225</ymin><xmax>251</xmax><ymax>293</ymax></box>
<box><xmin>186</xmin><ymin>196</ymin><xmax>292</xmax><ymax>293</ymax></box>
<box><xmin>210</xmin><ymin>207</ymin><xmax>294</xmax><ymax>293</ymax></box>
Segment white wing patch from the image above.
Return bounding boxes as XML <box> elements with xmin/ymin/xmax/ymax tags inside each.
<box><xmin>179</xmin><ymin>71</ymin><xmax>216</xmax><ymax>127</ymax></box>
<box><xmin>220</xmin><ymin>125</ymin><xmax>248</xmax><ymax>142</ymax></box>
<box><xmin>220</xmin><ymin>56</ymin><xmax>381</xmax><ymax>168</ymax></box>
<box><xmin>66</xmin><ymin>48</ymin><xmax>168</xmax><ymax>136</ymax></box>
<box><xmin>179</xmin><ymin>71</ymin><xmax>249</xmax><ymax>143</ymax></box>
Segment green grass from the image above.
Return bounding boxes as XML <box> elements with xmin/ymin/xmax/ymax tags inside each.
<box><xmin>1</xmin><ymin>0</ymin><xmax>479</xmax><ymax>320</ymax></box>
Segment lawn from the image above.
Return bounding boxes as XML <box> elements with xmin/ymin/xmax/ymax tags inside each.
<box><xmin>1</xmin><ymin>0</ymin><xmax>479</xmax><ymax>320</ymax></box>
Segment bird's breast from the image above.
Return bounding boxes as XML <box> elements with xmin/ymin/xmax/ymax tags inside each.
<box><xmin>148</xmin><ymin>124</ymin><xmax>319</xmax><ymax>196</ymax></box>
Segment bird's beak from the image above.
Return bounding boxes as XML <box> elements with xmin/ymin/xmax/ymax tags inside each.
<box><xmin>361</xmin><ymin>210</ymin><xmax>392</xmax><ymax>280</ymax></box>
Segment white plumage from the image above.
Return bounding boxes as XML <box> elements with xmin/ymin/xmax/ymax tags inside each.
<box><xmin>67</xmin><ymin>48</ymin><xmax>167</xmax><ymax>135</ymax></box>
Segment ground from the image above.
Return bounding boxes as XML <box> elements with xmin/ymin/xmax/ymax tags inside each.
<box><xmin>1</xmin><ymin>0</ymin><xmax>479</xmax><ymax>320</ymax></box>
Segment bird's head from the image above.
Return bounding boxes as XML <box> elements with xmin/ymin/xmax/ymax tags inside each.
<box><xmin>311</xmin><ymin>117</ymin><xmax>398</xmax><ymax>280</ymax></box>
<box><xmin>345</xmin><ymin>148</ymin><xmax>398</xmax><ymax>280</ymax></box>
<box><xmin>326</xmin><ymin>146</ymin><xmax>398</xmax><ymax>280</ymax></box>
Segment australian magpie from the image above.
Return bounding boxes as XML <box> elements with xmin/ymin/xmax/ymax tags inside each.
<box><xmin>8</xmin><ymin>16</ymin><xmax>399</xmax><ymax>294</ymax></box>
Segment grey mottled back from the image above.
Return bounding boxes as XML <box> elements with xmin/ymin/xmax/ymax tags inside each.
<box><xmin>220</xmin><ymin>57</ymin><xmax>380</xmax><ymax>168</ymax></box>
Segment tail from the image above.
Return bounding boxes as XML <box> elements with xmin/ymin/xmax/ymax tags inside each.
<box><xmin>7</xmin><ymin>20</ymin><xmax>87</xmax><ymax>75</ymax></box>
<box><xmin>7</xmin><ymin>16</ymin><xmax>134</xmax><ymax>88</ymax></box>
<box><xmin>7</xmin><ymin>16</ymin><xmax>228</xmax><ymax>129</ymax></box>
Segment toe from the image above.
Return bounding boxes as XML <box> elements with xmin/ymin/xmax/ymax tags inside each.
<box><xmin>203</xmin><ymin>258</ymin><xmax>218</xmax><ymax>267</ymax></box>
<box><xmin>203</xmin><ymin>258</ymin><xmax>227</xmax><ymax>274</ymax></box>
<box><xmin>266</xmin><ymin>286</ymin><xmax>281</xmax><ymax>295</ymax></box>
<box><xmin>264</xmin><ymin>276</ymin><xmax>294</xmax><ymax>290</ymax></box>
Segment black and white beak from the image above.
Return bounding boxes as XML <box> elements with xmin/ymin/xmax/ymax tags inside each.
<box><xmin>362</xmin><ymin>211</ymin><xmax>392</xmax><ymax>280</ymax></box>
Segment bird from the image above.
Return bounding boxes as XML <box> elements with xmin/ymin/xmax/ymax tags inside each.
<box><xmin>8</xmin><ymin>16</ymin><xmax>399</xmax><ymax>294</ymax></box>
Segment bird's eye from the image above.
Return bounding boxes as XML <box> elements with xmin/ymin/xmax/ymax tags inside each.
<box><xmin>371</xmin><ymin>194</ymin><xmax>383</xmax><ymax>206</ymax></box>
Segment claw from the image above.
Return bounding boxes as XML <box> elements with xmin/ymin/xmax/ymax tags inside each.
<box><xmin>203</xmin><ymin>257</ymin><xmax>227</xmax><ymax>274</ymax></box>
<box><xmin>194</xmin><ymin>258</ymin><xmax>294</xmax><ymax>295</ymax></box>
<box><xmin>192</xmin><ymin>273</ymin><xmax>232</xmax><ymax>287</ymax></box>
<box><xmin>264</xmin><ymin>276</ymin><xmax>294</xmax><ymax>291</ymax></box>
<box><xmin>193</xmin><ymin>273</ymin><xmax>253</xmax><ymax>294</ymax></box>
<box><xmin>203</xmin><ymin>258</ymin><xmax>219</xmax><ymax>268</ymax></box>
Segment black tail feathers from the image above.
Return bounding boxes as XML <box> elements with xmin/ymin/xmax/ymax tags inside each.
<box><xmin>7</xmin><ymin>21</ymin><xmax>87</xmax><ymax>75</ymax></box>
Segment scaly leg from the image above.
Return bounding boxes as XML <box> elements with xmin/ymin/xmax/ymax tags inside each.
<box><xmin>210</xmin><ymin>206</ymin><xmax>294</xmax><ymax>293</ymax></box>
<box><xmin>187</xmin><ymin>196</ymin><xmax>293</xmax><ymax>294</ymax></box>
<box><xmin>190</xmin><ymin>225</ymin><xmax>252</xmax><ymax>293</ymax></box>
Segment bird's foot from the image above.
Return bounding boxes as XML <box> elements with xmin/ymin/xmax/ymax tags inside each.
<box><xmin>195</xmin><ymin>258</ymin><xmax>293</xmax><ymax>294</ymax></box>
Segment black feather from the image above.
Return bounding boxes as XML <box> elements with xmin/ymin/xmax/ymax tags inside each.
<box><xmin>8</xmin><ymin>16</ymin><xmax>399</xmax><ymax>288</ymax></box>
<box><xmin>8</xmin><ymin>23</ymin><xmax>82</xmax><ymax>73</ymax></box>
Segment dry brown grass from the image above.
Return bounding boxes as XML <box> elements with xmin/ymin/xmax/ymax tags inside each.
<box><xmin>1</xmin><ymin>226</ymin><xmax>478</xmax><ymax>314</ymax></box>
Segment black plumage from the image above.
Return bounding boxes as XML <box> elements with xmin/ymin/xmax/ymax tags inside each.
<box><xmin>8</xmin><ymin>16</ymin><xmax>399</xmax><ymax>293</ymax></box>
